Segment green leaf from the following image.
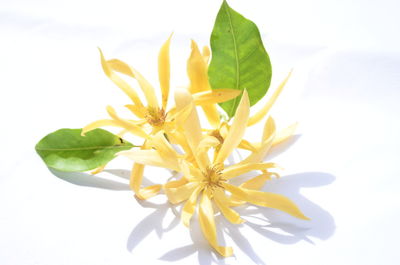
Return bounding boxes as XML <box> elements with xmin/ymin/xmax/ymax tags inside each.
<box><xmin>35</xmin><ymin>128</ymin><xmax>135</xmax><ymax>172</ymax></box>
<box><xmin>208</xmin><ymin>0</ymin><xmax>272</xmax><ymax>118</ymax></box>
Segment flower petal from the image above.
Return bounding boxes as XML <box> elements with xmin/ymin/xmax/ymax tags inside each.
<box><xmin>247</xmin><ymin>71</ymin><xmax>292</xmax><ymax>126</ymax></box>
<box><xmin>192</xmin><ymin>89</ymin><xmax>241</xmax><ymax>105</ymax></box>
<box><xmin>181</xmin><ymin>185</ymin><xmax>204</xmax><ymax>227</ymax></box>
<box><xmin>149</xmin><ymin>131</ymin><xmax>179</xmax><ymax>161</ymax></box>
<box><xmin>273</xmin><ymin>122</ymin><xmax>298</xmax><ymax>146</ymax></box>
<box><xmin>202</xmin><ymin>45</ymin><xmax>211</xmax><ymax>64</ymax></box>
<box><xmin>117</xmin><ymin>149</ymin><xmax>180</xmax><ymax>171</ymax></box>
<box><xmin>165</xmin><ymin>181</ymin><xmax>200</xmax><ymax>204</ymax></box>
<box><xmin>174</xmin><ymin>89</ymin><xmax>209</xmax><ymax>170</ymax></box>
<box><xmin>124</xmin><ymin>104</ymin><xmax>147</xmax><ymax>119</ymax></box>
<box><xmin>106</xmin><ymin>106</ymin><xmax>150</xmax><ymax>139</ymax></box>
<box><xmin>159</xmin><ymin>34</ymin><xmax>172</xmax><ymax>109</ymax></box>
<box><xmin>98</xmin><ymin>49</ymin><xmax>144</xmax><ymax>108</ymax></box>
<box><xmin>213</xmin><ymin>188</ymin><xmax>244</xmax><ymax>224</ymax></box>
<box><xmin>222</xmin><ymin>183</ymin><xmax>310</xmax><ymax>220</ymax></box>
<box><xmin>199</xmin><ymin>190</ymin><xmax>234</xmax><ymax>257</ymax></box>
<box><xmin>241</xmin><ymin>117</ymin><xmax>276</xmax><ymax>164</ymax></box>
<box><xmin>105</xmin><ymin>57</ymin><xmax>159</xmax><ymax>108</ymax></box>
<box><xmin>197</xmin><ymin>136</ymin><xmax>220</xmax><ymax>160</ymax></box>
<box><xmin>215</xmin><ymin>90</ymin><xmax>250</xmax><ymax>164</ymax></box>
<box><xmin>187</xmin><ymin>40</ymin><xmax>220</xmax><ymax>128</ymax></box>
<box><xmin>222</xmin><ymin>162</ymin><xmax>279</xmax><ymax>179</ymax></box>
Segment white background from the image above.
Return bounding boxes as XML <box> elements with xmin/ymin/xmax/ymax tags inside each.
<box><xmin>1</xmin><ymin>0</ymin><xmax>400</xmax><ymax>264</ymax></box>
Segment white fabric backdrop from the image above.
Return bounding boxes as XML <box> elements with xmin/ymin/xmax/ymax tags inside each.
<box><xmin>1</xmin><ymin>0</ymin><xmax>400</xmax><ymax>264</ymax></box>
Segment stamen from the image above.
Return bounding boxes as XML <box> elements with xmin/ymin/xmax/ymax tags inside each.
<box><xmin>145</xmin><ymin>107</ymin><xmax>167</xmax><ymax>127</ymax></box>
<box><xmin>202</xmin><ymin>164</ymin><xmax>225</xmax><ymax>189</ymax></box>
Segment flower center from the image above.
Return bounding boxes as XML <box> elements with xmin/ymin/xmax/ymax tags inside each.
<box><xmin>145</xmin><ymin>107</ymin><xmax>167</xmax><ymax>127</ymax></box>
<box><xmin>203</xmin><ymin>164</ymin><xmax>225</xmax><ymax>188</ymax></box>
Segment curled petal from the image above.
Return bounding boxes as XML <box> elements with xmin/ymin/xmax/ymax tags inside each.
<box><xmin>247</xmin><ymin>70</ymin><xmax>292</xmax><ymax>126</ymax></box>
<box><xmin>192</xmin><ymin>89</ymin><xmax>241</xmax><ymax>105</ymax></box>
<box><xmin>222</xmin><ymin>183</ymin><xmax>310</xmax><ymax>220</ymax></box>
<box><xmin>98</xmin><ymin>49</ymin><xmax>144</xmax><ymax>108</ymax></box>
<box><xmin>213</xmin><ymin>188</ymin><xmax>244</xmax><ymax>224</ymax></box>
<box><xmin>199</xmin><ymin>190</ymin><xmax>233</xmax><ymax>257</ymax></box>
<box><xmin>197</xmin><ymin>136</ymin><xmax>220</xmax><ymax>158</ymax></box>
<box><xmin>165</xmin><ymin>181</ymin><xmax>200</xmax><ymax>204</ymax></box>
<box><xmin>222</xmin><ymin>162</ymin><xmax>279</xmax><ymax>179</ymax></box>
<box><xmin>215</xmin><ymin>90</ymin><xmax>250</xmax><ymax>164</ymax></box>
<box><xmin>159</xmin><ymin>34</ymin><xmax>172</xmax><ymax>109</ymax></box>
<box><xmin>181</xmin><ymin>185</ymin><xmax>204</xmax><ymax>227</ymax></box>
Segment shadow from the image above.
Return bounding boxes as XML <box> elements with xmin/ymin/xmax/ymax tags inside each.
<box><xmin>126</xmin><ymin>198</ymin><xmax>180</xmax><ymax>253</ymax></box>
<box><xmin>159</xmin><ymin>171</ymin><xmax>336</xmax><ymax>264</ymax></box>
<box><xmin>50</xmin><ymin>168</ymin><xmax>130</xmax><ymax>191</ymax></box>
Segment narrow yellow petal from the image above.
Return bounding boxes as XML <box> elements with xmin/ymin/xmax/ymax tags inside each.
<box><xmin>215</xmin><ymin>90</ymin><xmax>250</xmax><ymax>164</ymax></box>
<box><xmin>187</xmin><ymin>40</ymin><xmax>209</xmax><ymax>94</ymax></box>
<box><xmin>187</xmin><ymin>40</ymin><xmax>220</xmax><ymax>128</ymax></box>
<box><xmin>117</xmin><ymin>149</ymin><xmax>180</xmax><ymax>171</ymax></box>
<box><xmin>201</xmin><ymin>104</ymin><xmax>221</xmax><ymax>128</ymax></box>
<box><xmin>149</xmin><ymin>131</ymin><xmax>178</xmax><ymax>161</ymax></box>
<box><xmin>247</xmin><ymin>70</ymin><xmax>292</xmax><ymax>126</ymax></box>
<box><xmin>125</xmin><ymin>104</ymin><xmax>147</xmax><ymax>119</ymax></box>
<box><xmin>222</xmin><ymin>162</ymin><xmax>279</xmax><ymax>179</ymax></box>
<box><xmin>228</xmin><ymin>172</ymin><xmax>277</xmax><ymax>206</ymax></box>
<box><xmin>174</xmin><ymin>89</ymin><xmax>209</xmax><ymax>170</ymax></box>
<box><xmin>273</xmin><ymin>122</ymin><xmax>298</xmax><ymax>146</ymax></box>
<box><xmin>241</xmin><ymin>117</ymin><xmax>276</xmax><ymax>164</ymax></box>
<box><xmin>159</xmin><ymin>34</ymin><xmax>172</xmax><ymax>109</ymax></box>
<box><xmin>130</xmin><ymin>162</ymin><xmax>144</xmax><ymax>193</ymax></box>
<box><xmin>90</xmin><ymin>164</ymin><xmax>106</xmax><ymax>175</ymax></box>
<box><xmin>165</xmin><ymin>181</ymin><xmax>200</xmax><ymax>204</ymax></box>
<box><xmin>192</xmin><ymin>89</ymin><xmax>241</xmax><ymax>105</ymax></box>
<box><xmin>105</xmin><ymin>57</ymin><xmax>159</xmax><ymax>108</ymax></box>
<box><xmin>106</xmin><ymin>106</ymin><xmax>149</xmax><ymax>139</ymax></box>
<box><xmin>213</xmin><ymin>189</ymin><xmax>244</xmax><ymax>224</ymax></box>
<box><xmin>98</xmin><ymin>49</ymin><xmax>144</xmax><ymax>107</ymax></box>
<box><xmin>237</xmin><ymin>139</ymin><xmax>258</xmax><ymax>152</ymax></box>
<box><xmin>222</xmin><ymin>183</ymin><xmax>310</xmax><ymax>220</ymax></box>
<box><xmin>262</xmin><ymin>116</ymin><xmax>276</xmax><ymax>142</ymax></box>
<box><xmin>199</xmin><ymin>190</ymin><xmax>233</xmax><ymax>257</ymax></box>
<box><xmin>202</xmin><ymin>46</ymin><xmax>211</xmax><ymax>64</ymax></box>
<box><xmin>137</xmin><ymin>184</ymin><xmax>162</xmax><ymax>200</ymax></box>
<box><xmin>181</xmin><ymin>185</ymin><xmax>204</xmax><ymax>227</ymax></box>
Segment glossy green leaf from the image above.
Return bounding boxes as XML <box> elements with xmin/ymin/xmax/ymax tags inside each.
<box><xmin>35</xmin><ymin>128</ymin><xmax>135</xmax><ymax>172</ymax></box>
<box><xmin>208</xmin><ymin>0</ymin><xmax>272</xmax><ymax>118</ymax></box>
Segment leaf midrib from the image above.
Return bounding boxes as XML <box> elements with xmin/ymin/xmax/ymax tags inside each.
<box><xmin>36</xmin><ymin>145</ymin><xmax>133</xmax><ymax>152</ymax></box>
<box><xmin>224</xmin><ymin>1</ymin><xmax>240</xmax><ymax>117</ymax></box>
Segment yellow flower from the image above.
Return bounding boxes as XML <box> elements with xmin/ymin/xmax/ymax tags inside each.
<box><xmin>187</xmin><ymin>38</ymin><xmax>296</xmax><ymax>158</ymax></box>
<box><xmin>117</xmin><ymin>89</ymin><xmax>309</xmax><ymax>257</ymax></box>
<box><xmin>81</xmin><ymin>36</ymin><xmax>240</xmax><ymax>199</ymax></box>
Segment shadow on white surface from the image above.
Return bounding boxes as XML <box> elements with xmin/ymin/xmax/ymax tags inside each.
<box><xmin>50</xmin><ymin>168</ymin><xmax>131</xmax><ymax>191</ymax></box>
<box><xmin>157</xmin><ymin>171</ymin><xmax>335</xmax><ymax>265</ymax></box>
<box><xmin>126</xmin><ymin>198</ymin><xmax>180</xmax><ymax>252</ymax></box>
